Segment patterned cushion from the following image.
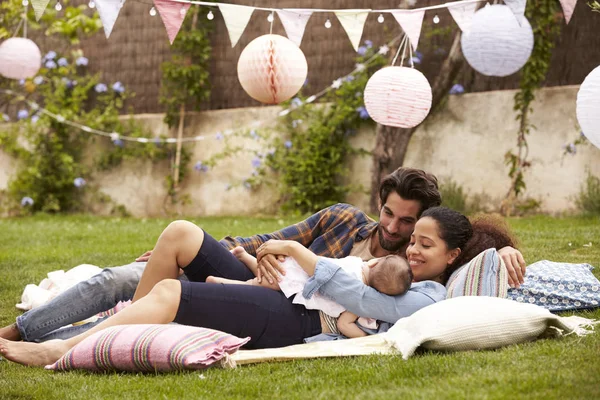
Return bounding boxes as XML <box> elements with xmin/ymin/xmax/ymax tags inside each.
<box><xmin>507</xmin><ymin>260</ymin><xmax>600</xmax><ymax>311</ymax></box>
<box><xmin>445</xmin><ymin>248</ymin><xmax>508</xmax><ymax>298</ymax></box>
<box><xmin>46</xmin><ymin>324</ymin><xmax>250</xmax><ymax>372</ymax></box>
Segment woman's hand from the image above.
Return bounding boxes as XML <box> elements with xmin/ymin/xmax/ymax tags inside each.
<box><xmin>256</xmin><ymin>240</ymin><xmax>294</xmax><ymax>260</ymax></box>
<box><xmin>256</xmin><ymin>254</ymin><xmax>286</xmax><ymax>284</ymax></box>
<box><xmin>498</xmin><ymin>246</ymin><xmax>527</xmax><ymax>288</ymax></box>
<box><xmin>135</xmin><ymin>250</ymin><xmax>153</xmax><ymax>262</ymax></box>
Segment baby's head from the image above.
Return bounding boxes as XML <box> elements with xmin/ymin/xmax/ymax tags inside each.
<box><xmin>367</xmin><ymin>255</ymin><xmax>413</xmax><ymax>296</ymax></box>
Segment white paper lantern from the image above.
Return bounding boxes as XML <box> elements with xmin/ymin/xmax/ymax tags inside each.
<box><xmin>461</xmin><ymin>5</ymin><xmax>534</xmax><ymax>77</ymax></box>
<box><xmin>237</xmin><ymin>34</ymin><xmax>307</xmax><ymax>105</ymax></box>
<box><xmin>0</xmin><ymin>38</ymin><xmax>42</xmax><ymax>80</ymax></box>
<box><xmin>364</xmin><ymin>66</ymin><xmax>432</xmax><ymax>128</ymax></box>
<box><xmin>577</xmin><ymin>65</ymin><xmax>600</xmax><ymax>150</ymax></box>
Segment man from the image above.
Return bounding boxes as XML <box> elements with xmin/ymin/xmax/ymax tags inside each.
<box><xmin>0</xmin><ymin>167</ymin><xmax>526</xmax><ymax>342</ymax></box>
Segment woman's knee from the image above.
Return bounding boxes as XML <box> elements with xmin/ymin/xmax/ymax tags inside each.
<box><xmin>162</xmin><ymin>220</ymin><xmax>204</xmax><ymax>245</ymax></box>
<box><xmin>148</xmin><ymin>279</ymin><xmax>182</xmax><ymax>309</ymax></box>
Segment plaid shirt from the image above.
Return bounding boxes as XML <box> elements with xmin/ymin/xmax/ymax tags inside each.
<box><xmin>220</xmin><ymin>203</ymin><xmax>378</xmax><ymax>258</ymax></box>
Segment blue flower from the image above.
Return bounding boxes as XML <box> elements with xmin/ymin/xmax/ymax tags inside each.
<box><xmin>303</xmin><ymin>78</ymin><xmax>309</xmax><ymax>87</ymax></box>
<box><xmin>75</xmin><ymin>56</ymin><xmax>89</xmax><ymax>66</ymax></box>
<box><xmin>563</xmin><ymin>143</ymin><xmax>577</xmax><ymax>154</ymax></box>
<box><xmin>95</xmin><ymin>83</ymin><xmax>108</xmax><ymax>93</ymax></box>
<box><xmin>356</xmin><ymin>106</ymin><xmax>369</xmax><ymax>120</ymax></box>
<box><xmin>2</xmin><ymin>114</ymin><xmax>10</xmax><ymax>122</ymax></box>
<box><xmin>410</xmin><ymin>56</ymin><xmax>421</xmax><ymax>65</ymax></box>
<box><xmin>284</xmin><ymin>140</ymin><xmax>292</xmax><ymax>149</ymax></box>
<box><xmin>580</xmin><ymin>131</ymin><xmax>587</xmax><ymax>139</ymax></box>
<box><xmin>357</xmin><ymin>46</ymin><xmax>367</xmax><ymax>56</ymax></box>
<box><xmin>45</xmin><ymin>60</ymin><xmax>57</xmax><ymax>69</ymax></box>
<box><xmin>74</xmin><ymin>177</ymin><xmax>86</xmax><ymax>188</ymax></box>
<box><xmin>194</xmin><ymin>161</ymin><xmax>209</xmax><ymax>172</ymax></box>
<box><xmin>250</xmin><ymin>129</ymin><xmax>259</xmax><ymax>139</ymax></box>
<box><xmin>364</xmin><ymin>40</ymin><xmax>373</xmax><ymax>49</ymax></box>
<box><xmin>61</xmin><ymin>77</ymin><xmax>72</xmax><ymax>87</ymax></box>
<box><xmin>153</xmin><ymin>137</ymin><xmax>162</xmax><ymax>146</ymax></box>
<box><xmin>345</xmin><ymin>75</ymin><xmax>355</xmax><ymax>82</ymax></box>
<box><xmin>268</xmin><ymin>149</ymin><xmax>276</xmax><ymax>156</ymax></box>
<box><xmin>57</xmin><ymin>57</ymin><xmax>68</xmax><ymax>67</ymax></box>
<box><xmin>19</xmin><ymin>79</ymin><xmax>25</xmax><ymax>85</ymax></box>
<box><xmin>291</xmin><ymin>97</ymin><xmax>303</xmax><ymax>108</ymax></box>
<box><xmin>215</xmin><ymin>132</ymin><xmax>224</xmax><ymax>140</ymax></box>
<box><xmin>33</xmin><ymin>76</ymin><xmax>44</xmax><ymax>85</ymax></box>
<box><xmin>44</xmin><ymin>51</ymin><xmax>57</xmax><ymax>60</ymax></box>
<box><xmin>415</xmin><ymin>51</ymin><xmax>423</xmax><ymax>60</ymax></box>
<box><xmin>31</xmin><ymin>114</ymin><xmax>40</xmax><ymax>124</ymax></box>
<box><xmin>17</xmin><ymin>109</ymin><xmax>29</xmax><ymax>120</ymax></box>
<box><xmin>112</xmin><ymin>81</ymin><xmax>125</xmax><ymax>94</ymax></box>
<box><xmin>251</xmin><ymin>157</ymin><xmax>261</xmax><ymax>168</ymax></box>
<box><xmin>113</xmin><ymin>138</ymin><xmax>124</xmax><ymax>147</ymax></box>
<box><xmin>21</xmin><ymin>196</ymin><xmax>34</xmax><ymax>207</ymax></box>
<box><xmin>449</xmin><ymin>84</ymin><xmax>465</xmax><ymax>95</ymax></box>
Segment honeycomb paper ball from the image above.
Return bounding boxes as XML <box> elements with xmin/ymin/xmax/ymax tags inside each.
<box><xmin>237</xmin><ymin>34</ymin><xmax>308</xmax><ymax>104</ymax></box>
<box><xmin>0</xmin><ymin>38</ymin><xmax>42</xmax><ymax>80</ymax></box>
<box><xmin>461</xmin><ymin>5</ymin><xmax>533</xmax><ymax>77</ymax></box>
<box><xmin>576</xmin><ymin>65</ymin><xmax>600</xmax><ymax>150</ymax></box>
<box><xmin>364</xmin><ymin>66</ymin><xmax>432</xmax><ymax>128</ymax></box>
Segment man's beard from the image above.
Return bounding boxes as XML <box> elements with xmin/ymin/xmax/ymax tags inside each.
<box><xmin>377</xmin><ymin>225</ymin><xmax>410</xmax><ymax>252</ymax></box>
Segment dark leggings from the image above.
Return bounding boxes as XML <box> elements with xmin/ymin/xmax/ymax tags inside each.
<box><xmin>174</xmin><ymin>231</ymin><xmax>321</xmax><ymax>349</ymax></box>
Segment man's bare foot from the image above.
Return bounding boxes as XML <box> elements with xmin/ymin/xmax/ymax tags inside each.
<box><xmin>0</xmin><ymin>323</ymin><xmax>21</xmax><ymax>341</ymax></box>
<box><xmin>0</xmin><ymin>337</ymin><xmax>70</xmax><ymax>367</ymax></box>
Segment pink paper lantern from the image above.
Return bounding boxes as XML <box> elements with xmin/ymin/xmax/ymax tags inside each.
<box><xmin>0</xmin><ymin>38</ymin><xmax>42</xmax><ymax>80</ymax></box>
<box><xmin>237</xmin><ymin>34</ymin><xmax>308</xmax><ymax>105</ymax></box>
<box><xmin>364</xmin><ymin>66</ymin><xmax>432</xmax><ymax>128</ymax></box>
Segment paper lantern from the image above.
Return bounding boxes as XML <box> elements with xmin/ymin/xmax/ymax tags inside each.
<box><xmin>237</xmin><ymin>34</ymin><xmax>307</xmax><ymax>104</ymax></box>
<box><xmin>576</xmin><ymin>65</ymin><xmax>600</xmax><ymax>150</ymax></box>
<box><xmin>461</xmin><ymin>5</ymin><xmax>533</xmax><ymax>77</ymax></box>
<box><xmin>0</xmin><ymin>38</ymin><xmax>42</xmax><ymax>80</ymax></box>
<box><xmin>364</xmin><ymin>66</ymin><xmax>432</xmax><ymax>128</ymax></box>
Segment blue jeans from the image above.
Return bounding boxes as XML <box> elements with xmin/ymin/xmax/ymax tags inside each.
<box><xmin>16</xmin><ymin>262</ymin><xmax>146</xmax><ymax>342</ymax></box>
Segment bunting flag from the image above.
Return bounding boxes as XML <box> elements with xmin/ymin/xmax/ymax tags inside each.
<box><xmin>154</xmin><ymin>0</ymin><xmax>190</xmax><ymax>44</ymax></box>
<box><xmin>95</xmin><ymin>0</ymin><xmax>126</xmax><ymax>39</ymax></box>
<box><xmin>391</xmin><ymin>10</ymin><xmax>425</xmax><ymax>51</ymax></box>
<box><xmin>218</xmin><ymin>3</ymin><xmax>255</xmax><ymax>47</ymax></box>
<box><xmin>559</xmin><ymin>0</ymin><xmax>578</xmax><ymax>24</ymax></box>
<box><xmin>447</xmin><ymin>2</ymin><xmax>479</xmax><ymax>34</ymax></box>
<box><xmin>275</xmin><ymin>9</ymin><xmax>313</xmax><ymax>47</ymax></box>
<box><xmin>503</xmin><ymin>0</ymin><xmax>527</xmax><ymax>25</ymax></box>
<box><xmin>31</xmin><ymin>0</ymin><xmax>51</xmax><ymax>22</ymax></box>
<box><xmin>334</xmin><ymin>10</ymin><xmax>370</xmax><ymax>52</ymax></box>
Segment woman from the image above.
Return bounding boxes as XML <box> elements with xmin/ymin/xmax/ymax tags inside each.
<box><xmin>0</xmin><ymin>207</ymin><xmax>516</xmax><ymax>367</ymax></box>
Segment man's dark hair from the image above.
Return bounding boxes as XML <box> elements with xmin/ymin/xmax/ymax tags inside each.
<box><xmin>378</xmin><ymin>167</ymin><xmax>442</xmax><ymax>216</ymax></box>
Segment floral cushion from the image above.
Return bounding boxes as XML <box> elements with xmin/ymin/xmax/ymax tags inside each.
<box><xmin>507</xmin><ymin>260</ymin><xmax>600</xmax><ymax>311</ymax></box>
<box><xmin>46</xmin><ymin>324</ymin><xmax>250</xmax><ymax>373</ymax></box>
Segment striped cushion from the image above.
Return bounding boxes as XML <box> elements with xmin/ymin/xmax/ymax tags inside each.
<box><xmin>445</xmin><ymin>248</ymin><xmax>508</xmax><ymax>298</ymax></box>
<box><xmin>46</xmin><ymin>324</ymin><xmax>250</xmax><ymax>372</ymax></box>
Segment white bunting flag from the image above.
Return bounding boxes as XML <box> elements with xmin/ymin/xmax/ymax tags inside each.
<box><xmin>334</xmin><ymin>10</ymin><xmax>370</xmax><ymax>52</ymax></box>
<box><xmin>276</xmin><ymin>9</ymin><xmax>313</xmax><ymax>47</ymax></box>
<box><xmin>31</xmin><ymin>0</ymin><xmax>50</xmax><ymax>21</ymax></box>
<box><xmin>95</xmin><ymin>0</ymin><xmax>126</xmax><ymax>39</ymax></box>
<box><xmin>447</xmin><ymin>2</ymin><xmax>479</xmax><ymax>34</ymax></box>
<box><xmin>559</xmin><ymin>0</ymin><xmax>578</xmax><ymax>24</ymax></box>
<box><xmin>154</xmin><ymin>0</ymin><xmax>190</xmax><ymax>44</ymax></box>
<box><xmin>391</xmin><ymin>10</ymin><xmax>425</xmax><ymax>51</ymax></box>
<box><xmin>218</xmin><ymin>3</ymin><xmax>255</xmax><ymax>48</ymax></box>
<box><xmin>503</xmin><ymin>0</ymin><xmax>527</xmax><ymax>25</ymax></box>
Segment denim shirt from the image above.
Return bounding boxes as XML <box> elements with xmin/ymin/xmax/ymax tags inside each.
<box><xmin>303</xmin><ymin>257</ymin><xmax>447</xmax><ymax>342</ymax></box>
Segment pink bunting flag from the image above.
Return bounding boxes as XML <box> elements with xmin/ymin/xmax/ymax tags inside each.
<box><xmin>275</xmin><ymin>9</ymin><xmax>313</xmax><ymax>47</ymax></box>
<box><xmin>447</xmin><ymin>1</ymin><xmax>479</xmax><ymax>34</ymax></box>
<box><xmin>391</xmin><ymin>10</ymin><xmax>425</xmax><ymax>51</ymax></box>
<box><xmin>559</xmin><ymin>0</ymin><xmax>578</xmax><ymax>24</ymax></box>
<box><xmin>503</xmin><ymin>0</ymin><xmax>527</xmax><ymax>25</ymax></box>
<box><xmin>154</xmin><ymin>0</ymin><xmax>190</xmax><ymax>44</ymax></box>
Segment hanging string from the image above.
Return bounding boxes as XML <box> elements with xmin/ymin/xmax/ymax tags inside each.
<box><xmin>399</xmin><ymin>36</ymin><xmax>409</xmax><ymax>67</ymax></box>
<box><xmin>12</xmin><ymin>18</ymin><xmax>24</xmax><ymax>38</ymax></box>
<box><xmin>269</xmin><ymin>10</ymin><xmax>274</xmax><ymax>34</ymax></box>
<box><xmin>23</xmin><ymin>9</ymin><xmax>27</xmax><ymax>38</ymax></box>
<box><xmin>391</xmin><ymin>35</ymin><xmax>407</xmax><ymax>66</ymax></box>
<box><xmin>408</xmin><ymin>40</ymin><xmax>414</xmax><ymax>68</ymax></box>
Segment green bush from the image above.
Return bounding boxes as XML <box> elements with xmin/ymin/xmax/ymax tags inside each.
<box><xmin>439</xmin><ymin>179</ymin><xmax>469</xmax><ymax>214</ymax></box>
<box><xmin>576</xmin><ymin>172</ymin><xmax>600</xmax><ymax>215</ymax></box>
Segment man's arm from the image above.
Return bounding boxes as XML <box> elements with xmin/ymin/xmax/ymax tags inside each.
<box><xmin>303</xmin><ymin>258</ymin><xmax>447</xmax><ymax>323</ymax></box>
<box><xmin>337</xmin><ymin>311</ymin><xmax>367</xmax><ymax>338</ymax></box>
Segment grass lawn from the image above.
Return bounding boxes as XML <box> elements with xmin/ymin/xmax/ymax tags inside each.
<box><xmin>0</xmin><ymin>214</ymin><xmax>599</xmax><ymax>400</ymax></box>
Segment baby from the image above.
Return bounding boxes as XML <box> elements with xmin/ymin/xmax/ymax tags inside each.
<box><xmin>208</xmin><ymin>248</ymin><xmax>412</xmax><ymax>338</ymax></box>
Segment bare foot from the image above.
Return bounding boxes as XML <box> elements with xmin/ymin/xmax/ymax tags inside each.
<box><xmin>0</xmin><ymin>337</ymin><xmax>69</xmax><ymax>367</ymax></box>
<box><xmin>231</xmin><ymin>246</ymin><xmax>246</xmax><ymax>258</ymax></box>
<box><xmin>0</xmin><ymin>323</ymin><xmax>21</xmax><ymax>341</ymax></box>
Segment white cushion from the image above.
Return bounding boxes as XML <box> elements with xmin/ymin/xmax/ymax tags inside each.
<box><xmin>385</xmin><ymin>296</ymin><xmax>598</xmax><ymax>359</ymax></box>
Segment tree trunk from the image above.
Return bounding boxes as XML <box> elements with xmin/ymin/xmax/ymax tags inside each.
<box><xmin>369</xmin><ymin>30</ymin><xmax>466</xmax><ymax>213</ymax></box>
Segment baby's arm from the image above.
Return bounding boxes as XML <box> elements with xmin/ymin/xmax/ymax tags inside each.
<box><xmin>336</xmin><ymin>311</ymin><xmax>367</xmax><ymax>338</ymax></box>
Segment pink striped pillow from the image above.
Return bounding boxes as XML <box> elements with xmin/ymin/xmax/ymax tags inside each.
<box><xmin>46</xmin><ymin>324</ymin><xmax>250</xmax><ymax>372</ymax></box>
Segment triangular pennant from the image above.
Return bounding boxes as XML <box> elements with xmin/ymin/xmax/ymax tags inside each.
<box><xmin>448</xmin><ymin>2</ymin><xmax>479</xmax><ymax>34</ymax></box>
<box><xmin>31</xmin><ymin>0</ymin><xmax>51</xmax><ymax>21</ymax></box>
<box><xmin>95</xmin><ymin>0</ymin><xmax>126</xmax><ymax>39</ymax></box>
<box><xmin>503</xmin><ymin>0</ymin><xmax>527</xmax><ymax>25</ymax></box>
<box><xmin>559</xmin><ymin>0</ymin><xmax>578</xmax><ymax>24</ymax></box>
<box><xmin>218</xmin><ymin>3</ymin><xmax>255</xmax><ymax>47</ymax></box>
<box><xmin>391</xmin><ymin>10</ymin><xmax>425</xmax><ymax>51</ymax></box>
<box><xmin>275</xmin><ymin>9</ymin><xmax>313</xmax><ymax>47</ymax></box>
<box><xmin>334</xmin><ymin>10</ymin><xmax>370</xmax><ymax>52</ymax></box>
<box><xmin>154</xmin><ymin>0</ymin><xmax>190</xmax><ymax>44</ymax></box>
